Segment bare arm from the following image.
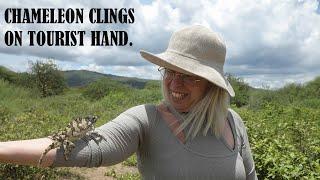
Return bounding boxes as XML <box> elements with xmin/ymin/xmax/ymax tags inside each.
<box><xmin>0</xmin><ymin>138</ymin><xmax>56</xmax><ymax>167</ymax></box>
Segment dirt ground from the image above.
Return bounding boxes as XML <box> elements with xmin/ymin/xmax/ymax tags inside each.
<box><xmin>61</xmin><ymin>164</ymin><xmax>139</xmax><ymax>180</ymax></box>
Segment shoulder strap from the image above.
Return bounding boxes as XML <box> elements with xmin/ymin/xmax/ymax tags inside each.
<box><xmin>228</xmin><ymin>109</ymin><xmax>245</xmax><ymax>157</ymax></box>
<box><xmin>156</xmin><ymin>103</ymin><xmax>186</xmax><ymax>143</ymax></box>
<box><xmin>144</xmin><ymin>104</ymin><xmax>158</xmax><ymax>117</ymax></box>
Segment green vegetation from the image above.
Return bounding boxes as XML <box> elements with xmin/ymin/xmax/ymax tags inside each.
<box><xmin>82</xmin><ymin>77</ymin><xmax>130</xmax><ymax>100</ymax></box>
<box><xmin>62</xmin><ymin>70</ymin><xmax>149</xmax><ymax>89</ymax></box>
<box><xmin>62</xmin><ymin>70</ymin><xmax>109</xmax><ymax>87</ymax></box>
<box><xmin>122</xmin><ymin>155</ymin><xmax>137</xmax><ymax>167</ymax></box>
<box><xmin>29</xmin><ymin>60</ymin><xmax>66</xmax><ymax>97</ymax></box>
<box><xmin>0</xmin><ymin>66</ymin><xmax>35</xmax><ymax>89</ymax></box>
<box><xmin>0</xmin><ymin>60</ymin><xmax>67</xmax><ymax>98</ymax></box>
<box><xmin>0</xmin><ymin>66</ymin><xmax>319</xmax><ymax>179</ymax></box>
<box><xmin>0</xmin><ymin>66</ymin><xmax>16</xmax><ymax>83</ymax></box>
<box><xmin>236</xmin><ymin>104</ymin><xmax>319</xmax><ymax>179</ymax></box>
<box><xmin>105</xmin><ymin>168</ymin><xmax>140</xmax><ymax>180</ymax></box>
<box><xmin>229</xmin><ymin>75</ymin><xmax>320</xmax><ymax>179</ymax></box>
<box><xmin>227</xmin><ymin>74</ymin><xmax>251</xmax><ymax>107</ymax></box>
<box><xmin>0</xmin><ymin>71</ymin><xmax>162</xmax><ymax>179</ymax></box>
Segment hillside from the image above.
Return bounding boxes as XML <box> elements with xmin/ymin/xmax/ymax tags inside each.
<box><xmin>62</xmin><ymin>70</ymin><xmax>114</xmax><ymax>87</ymax></box>
<box><xmin>62</xmin><ymin>70</ymin><xmax>150</xmax><ymax>89</ymax></box>
<box><xmin>0</xmin><ymin>66</ymin><xmax>150</xmax><ymax>89</ymax></box>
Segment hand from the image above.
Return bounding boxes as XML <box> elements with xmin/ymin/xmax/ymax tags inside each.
<box><xmin>0</xmin><ymin>138</ymin><xmax>57</xmax><ymax>167</ymax></box>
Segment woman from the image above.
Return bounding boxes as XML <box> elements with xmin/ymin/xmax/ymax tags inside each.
<box><xmin>0</xmin><ymin>25</ymin><xmax>257</xmax><ymax>179</ymax></box>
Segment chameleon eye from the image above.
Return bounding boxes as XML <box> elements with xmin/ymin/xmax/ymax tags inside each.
<box><xmin>90</xmin><ymin>116</ymin><xmax>98</xmax><ymax>123</ymax></box>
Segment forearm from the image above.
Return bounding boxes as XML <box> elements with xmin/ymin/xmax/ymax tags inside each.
<box><xmin>53</xmin><ymin>109</ymin><xmax>146</xmax><ymax>167</ymax></box>
<box><xmin>0</xmin><ymin>138</ymin><xmax>56</xmax><ymax>167</ymax></box>
<box><xmin>53</xmin><ymin>121</ymin><xmax>140</xmax><ymax>167</ymax></box>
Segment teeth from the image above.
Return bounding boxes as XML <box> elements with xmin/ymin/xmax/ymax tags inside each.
<box><xmin>171</xmin><ymin>91</ymin><xmax>187</xmax><ymax>100</ymax></box>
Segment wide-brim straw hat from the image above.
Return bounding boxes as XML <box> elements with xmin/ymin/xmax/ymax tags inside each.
<box><xmin>140</xmin><ymin>25</ymin><xmax>235</xmax><ymax>97</ymax></box>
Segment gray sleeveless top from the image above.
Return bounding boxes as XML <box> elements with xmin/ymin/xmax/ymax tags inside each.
<box><xmin>53</xmin><ymin>104</ymin><xmax>257</xmax><ymax>180</ymax></box>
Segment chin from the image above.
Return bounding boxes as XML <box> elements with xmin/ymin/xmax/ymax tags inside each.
<box><xmin>170</xmin><ymin>103</ymin><xmax>190</xmax><ymax>113</ymax></box>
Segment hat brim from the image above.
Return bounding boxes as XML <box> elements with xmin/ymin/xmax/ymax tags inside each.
<box><xmin>140</xmin><ymin>50</ymin><xmax>235</xmax><ymax>97</ymax></box>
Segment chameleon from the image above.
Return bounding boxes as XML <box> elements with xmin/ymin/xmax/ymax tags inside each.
<box><xmin>37</xmin><ymin>115</ymin><xmax>99</xmax><ymax>167</ymax></box>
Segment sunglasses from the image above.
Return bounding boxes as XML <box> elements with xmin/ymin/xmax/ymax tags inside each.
<box><xmin>158</xmin><ymin>67</ymin><xmax>202</xmax><ymax>85</ymax></box>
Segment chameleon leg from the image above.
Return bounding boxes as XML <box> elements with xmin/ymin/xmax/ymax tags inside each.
<box><xmin>62</xmin><ymin>140</ymin><xmax>75</xmax><ymax>161</ymax></box>
<box><xmin>90</xmin><ymin>131</ymin><xmax>107</xmax><ymax>142</ymax></box>
<box><xmin>38</xmin><ymin>141</ymin><xmax>60</xmax><ymax>167</ymax></box>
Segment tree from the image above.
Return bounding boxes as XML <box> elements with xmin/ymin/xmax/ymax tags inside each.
<box><xmin>30</xmin><ymin>60</ymin><xmax>66</xmax><ymax>97</ymax></box>
<box><xmin>226</xmin><ymin>74</ymin><xmax>250</xmax><ymax>107</ymax></box>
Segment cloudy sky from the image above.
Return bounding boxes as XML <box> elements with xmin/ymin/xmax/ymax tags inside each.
<box><xmin>0</xmin><ymin>0</ymin><xmax>319</xmax><ymax>89</ymax></box>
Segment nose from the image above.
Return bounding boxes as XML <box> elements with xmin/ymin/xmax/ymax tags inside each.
<box><xmin>169</xmin><ymin>74</ymin><xmax>184</xmax><ymax>88</ymax></box>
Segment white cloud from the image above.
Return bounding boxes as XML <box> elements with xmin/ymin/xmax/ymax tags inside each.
<box><xmin>110</xmin><ymin>65</ymin><xmax>160</xmax><ymax>79</ymax></box>
<box><xmin>79</xmin><ymin>64</ymin><xmax>105</xmax><ymax>73</ymax></box>
<box><xmin>0</xmin><ymin>0</ymin><xmax>319</xmax><ymax>88</ymax></box>
<box><xmin>244</xmin><ymin>72</ymin><xmax>317</xmax><ymax>89</ymax></box>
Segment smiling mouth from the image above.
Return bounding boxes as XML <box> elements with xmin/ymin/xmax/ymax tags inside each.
<box><xmin>170</xmin><ymin>90</ymin><xmax>188</xmax><ymax>101</ymax></box>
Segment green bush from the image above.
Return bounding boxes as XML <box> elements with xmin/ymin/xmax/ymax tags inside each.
<box><xmin>143</xmin><ymin>80</ymin><xmax>161</xmax><ymax>90</ymax></box>
<box><xmin>15</xmin><ymin>72</ymin><xmax>35</xmax><ymax>89</ymax></box>
<box><xmin>122</xmin><ymin>155</ymin><xmax>137</xmax><ymax>167</ymax></box>
<box><xmin>248</xmin><ymin>89</ymin><xmax>276</xmax><ymax>109</ymax></box>
<box><xmin>105</xmin><ymin>168</ymin><xmax>140</xmax><ymax>180</ymax></box>
<box><xmin>237</xmin><ymin>103</ymin><xmax>320</xmax><ymax>179</ymax></box>
<box><xmin>1</xmin><ymin>73</ymin><xmax>319</xmax><ymax>179</ymax></box>
<box><xmin>248</xmin><ymin>76</ymin><xmax>320</xmax><ymax>109</ymax></box>
<box><xmin>0</xmin><ymin>105</ymin><xmax>11</xmax><ymax>125</ymax></box>
<box><xmin>0</xmin><ymin>164</ymin><xmax>82</xmax><ymax>180</ymax></box>
<box><xmin>82</xmin><ymin>77</ymin><xmax>130</xmax><ymax>100</ymax></box>
<box><xmin>30</xmin><ymin>60</ymin><xmax>67</xmax><ymax>97</ymax></box>
<box><xmin>0</xmin><ymin>66</ymin><xmax>37</xmax><ymax>90</ymax></box>
<box><xmin>0</xmin><ymin>66</ymin><xmax>16</xmax><ymax>83</ymax></box>
<box><xmin>227</xmin><ymin>74</ymin><xmax>250</xmax><ymax>107</ymax></box>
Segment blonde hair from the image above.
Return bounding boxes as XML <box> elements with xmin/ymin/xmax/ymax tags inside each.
<box><xmin>162</xmin><ymin>82</ymin><xmax>229</xmax><ymax>140</ymax></box>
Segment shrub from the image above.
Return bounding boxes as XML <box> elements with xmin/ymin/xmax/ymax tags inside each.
<box><xmin>226</xmin><ymin>74</ymin><xmax>250</xmax><ymax>107</ymax></box>
<box><xmin>237</xmin><ymin>103</ymin><xmax>320</xmax><ymax>179</ymax></box>
<box><xmin>82</xmin><ymin>78</ymin><xmax>129</xmax><ymax>100</ymax></box>
<box><xmin>143</xmin><ymin>80</ymin><xmax>161</xmax><ymax>90</ymax></box>
<box><xmin>0</xmin><ymin>66</ymin><xmax>16</xmax><ymax>83</ymax></box>
<box><xmin>15</xmin><ymin>72</ymin><xmax>35</xmax><ymax>89</ymax></box>
<box><xmin>29</xmin><ymin>60</ymin><xmax>66</xmax><ymax>97</ymax></box>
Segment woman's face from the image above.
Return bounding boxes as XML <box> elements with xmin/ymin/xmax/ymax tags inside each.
<box><xmin>163</xmin><ymin>69</ymin><xmax>209</xmax><ymax>112</ymax></box>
